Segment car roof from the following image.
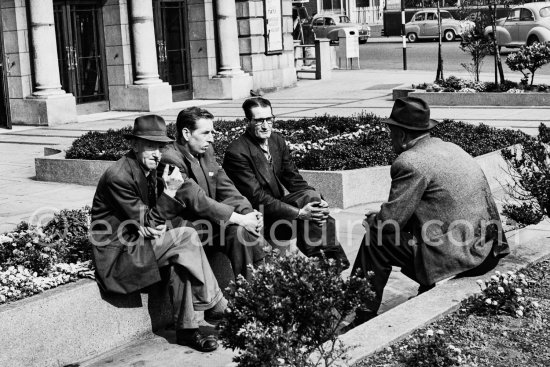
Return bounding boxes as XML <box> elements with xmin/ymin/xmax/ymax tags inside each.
<box><xmin>512</xmin><ymin>2</ymin><xmax>550</xmax><ymax>11</ymax></box>
<box><xmin>414</xmin><ymin>9</ymin><xmax>450</xmax><ymax>13</ymax></box>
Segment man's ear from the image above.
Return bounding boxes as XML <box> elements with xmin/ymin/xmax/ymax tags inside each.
<box><xmin>181</xmin><ymin>128</ymin><xmax>190</xmax><ymax>142</ymax></box>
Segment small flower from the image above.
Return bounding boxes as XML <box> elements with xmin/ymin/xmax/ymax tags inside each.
<box><xmin>515</xmin><ymin>288</ymin><xmax>523</xmax><ymax>295</ymax></box>
<box><xmin>516</xmin><ymin>309</ymin><xmax>524</xmax><ymax>317</ymax></box>
<box><xmin>425</xmin><ymin>329</ymin><xmax>434</xmax><ymax>337</ymax></box>
<box><xmin>436</xmin><ymin>329</ymin><xmax>444</xmax><ymax>335</ymax></box>
<box><xmin>532</xmin><ymin>301</ymin><xmax>539</xmax><ymax>308</ymax></box>
<box><xmin>485</xmin><ymin>298</ymin><xmax>492</xmax><ymax>305</ymax></box>
<box><xmin>476</xmin><ymin>279</ymin><xmax>484</xmax><ymax>286</ymax></box>
<box><xmin>498</xmin><ymin>286</ymin><xmax>505</xmax><ymax>293</ymax></box>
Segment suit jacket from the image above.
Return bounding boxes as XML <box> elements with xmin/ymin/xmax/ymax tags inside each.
<box><xmin>223</xmin><ymin>131</ymin><xmax>314</xmax><ymax>221</ymax></box>
<box><xmin>90</xmin><ymin>151</ymin><xmax>185</xmax><ymax>294</ymax></box>
<box><xmin>377</xmin><ymin>136</ymin><xmax>510</xmax><ymax>285</ymax></box>
<box><xmin>160</xmin><ymin>142</ymin><xmax>252</xmax><ymax>223</ymax></box>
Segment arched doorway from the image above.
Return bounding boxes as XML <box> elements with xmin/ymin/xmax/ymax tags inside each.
<box><xmin>153</xmin><ymin>0</ymin><xmax>192</xmax><ymax>101</ymax></box>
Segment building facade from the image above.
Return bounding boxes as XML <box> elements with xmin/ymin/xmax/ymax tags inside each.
<box><xmin>0</xmin><ymin>0</ymin><xmax>297</xmax><ymax>127</ymax></box>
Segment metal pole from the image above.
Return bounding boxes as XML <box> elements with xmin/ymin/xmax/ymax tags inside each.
<box><xmin>401</xmin><ymin>0</ymin><xmax>407</xmax><ymax>70</ymax></box>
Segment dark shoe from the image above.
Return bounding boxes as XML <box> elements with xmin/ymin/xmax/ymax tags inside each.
<box><xmin>339</xmin><ymin>309</ymin><xmax>377</xmax><ymax>334</ymax></box>
<box><xmin>204</xmin><ymin>308</ymin><xmax>227</xmax><ymax>324</ymax></box>
<box><xmin>176</xmin><ymin>329</ymin><xmax>218</xmax><ymax>352</ymax></box>
<box><xmin>417</xmin><ymin>283</ymin><xmax>435</xmax><ymax>295</ymax></box>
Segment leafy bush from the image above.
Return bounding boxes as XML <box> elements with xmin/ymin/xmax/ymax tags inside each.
<box><xmin>415</xmin><ymin>75</ymin><xmax>521</xmax><ymax>93</ymax></box>
<box><xmin>218</xmin><ymin>254</ymin><xmax>375</xmax><ymax>367</ymax></box>
<box><xmin>473</xmin><ymin>271</ymin><xmax>540</xmax><ymax>318</ymax></box>
<box><xmin>0</xmin><ymin>207</ymin><xmax>93</xmax><ymax>304</ymax></box>
<box><xmin>506</xmin><ymin>43</ymin><xmax>550</xmax><ymax>87</ymax></box>
<box><xmin>402</xmin><ymin>329</ymin><xmax>463</xmax><ymax>367</ymax></box>
<box><xmin>502</xmin><ymin>202</ymin><xmax>544</xmax><ymax>227</ymax></box>
<box><xmin>66</xmin><ymin>115</ymin><xmax>527</xmax><ymax>171</ymax></box>
<box><xmin>501</xmin><ymin>123</ymin><xmax>550</xmax><ymax>224</ymax></box>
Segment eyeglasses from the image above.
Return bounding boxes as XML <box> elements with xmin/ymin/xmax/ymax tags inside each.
<box><xmin>252</xmin><ymin>116</ymin><xmax>275</xmax><ymax>127</ymax></box>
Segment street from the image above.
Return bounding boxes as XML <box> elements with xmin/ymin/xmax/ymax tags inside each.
<box><xmin>359</xmin><ymin>40</ymin><xmax>550</xmax><ymax>78</ymax></box>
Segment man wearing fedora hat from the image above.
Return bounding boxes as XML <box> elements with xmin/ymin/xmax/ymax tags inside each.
<box><xmin>349</xmin><ymin>97</ymin><xmax>510</xmax><ymax>326</ymax></box>
<box><xmin>90</xmin><ymin>114</ymin><xmax>227</xmax><ymax>352</ymax></box>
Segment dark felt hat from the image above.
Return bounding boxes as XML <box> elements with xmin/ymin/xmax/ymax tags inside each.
<box><xmin>124</xmin><ymin>115</ymin><xmax>173</xmax><ymax>143</ymax></box>
<box><xmin>384</xmin><ymin>97</ymin><xmax>439</xmax><ymax>131</ymax></box>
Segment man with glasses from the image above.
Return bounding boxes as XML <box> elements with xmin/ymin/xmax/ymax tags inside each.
<box><xmin>223</xmin><ymin>97</ymin><xmax>349</xmax><ymax>268</ymax></box>
<box><xmin>160</xmin><ymin>107</ymin><xmax>268</xmax><ymax>283</ymax></box>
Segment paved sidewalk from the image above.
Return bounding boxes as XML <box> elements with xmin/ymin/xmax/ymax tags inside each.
<box><xmin>1</xmin><ymin>67</ymin><xmax>549</xmax><ymax>366</ymax></box>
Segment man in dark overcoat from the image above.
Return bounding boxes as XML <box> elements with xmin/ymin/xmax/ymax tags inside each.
<box><xmin>222</xmin><ymin>97</ymin><xmax>348</xmax><ymax>267</ymax></box>
<box><xmin>160</xmin><ymin>107</ymin><xmax>268</xmax><ymax>281</ymax></box>
<box><xmin>349</xmin><ymin>97</ymin><xmax>510</xmax><ymax>326</ymax></box>
<box><xmin>90</xmin><ymin>115</ymin><xmax>226</xmax><ymax>352</ymax></box>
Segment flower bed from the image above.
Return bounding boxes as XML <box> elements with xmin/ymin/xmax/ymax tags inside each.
<box><xmin>0</xmin><ymin>208</ymin><xmax>93</xmax><ymax>305</ymax></box>
<box><xmin>355</xmin><ymin>260</ymin><xmax>550</xmax><ymax>366</ymax></box>
<box><xmin>66</xmin><ymin>114</ymin><xmax>527</xmax><ymax>171</ymax></box>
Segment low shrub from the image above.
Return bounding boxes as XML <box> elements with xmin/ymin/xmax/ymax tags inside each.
<box><xmin>473</xmin><ymin>270</ymin><xmax>540</xmax><ymax>318</ymax></box>
<box><xmin>415</xmin><ymin>75</ymin><xmax>521</xmax><ymax>93</ymax></box>
<box><xmin>0</xmin><ymin>207</ymin><xmax>93</xmax><ymax>304</ymax></box>
<box><xmin>218</xmin><ymin>254</ymin><xmax>375</xmax><ymax>367</ymax></box>
<box><xmin>502</xmin><ymin>202</ymin><xmax>544</xmax><ymax>227</ymax></box>
<box><xmin>402</xmin><ymin>329</ymin><xmax>463</xmax><ymax>367</ymax></box>
<box><xmin>506</xmin><ymin>43</ymin><xmax>550</xmax><ymax>87</ymax></box>
<box><xmin>501</xmin><ymin>123</ymin><xmax>550</xmax><ymax>224</ymax></box>
<box><xmin>66</xmin><ymin>114</ymin><xmax>527</xmax><ymax>171</ymax></box>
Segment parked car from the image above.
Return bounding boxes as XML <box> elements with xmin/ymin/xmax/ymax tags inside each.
<box><xmin>309</xmin><ymin>14</ymin><xmax>370</xmax><ymax>44</ymax></box>
<box><xmin>483</xmin><ymin>2</ymin><xmax>550</xmax><ymax>48</ymax></box>
<box><xmin>405</xmin><ymin>9</ymin><xmax>474</xmax><ymax>42</ymax></box>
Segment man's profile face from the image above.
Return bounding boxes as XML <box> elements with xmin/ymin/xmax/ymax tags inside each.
<box><xmin>133</xmin><ymin>139</ymin><xmax>165</xmax><ymax>172</ymax></box>
<box><xmin>248</xmin><ymin>106</ymin><xmax>274</xmax><ymax>141</ymax></box>
<box><xmin>183</xmin><ymin>118</ymin><xmax>215</xmax><ymax>156</ymax></box>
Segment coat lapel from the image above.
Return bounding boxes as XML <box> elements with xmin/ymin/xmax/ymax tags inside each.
<box><xmin>199</xmin><ymin>154</ymin><xmax>216</xmax><ymax>198</ymax></box>
<box><xmin>177</xmin><ymin>143</ymin><xmax>211</xmax><ymax>197</ymax></box>
<box><xmin>244</xmin><ymin>133</ymin><xmax>281</xmax><ymax>197</ymax></box>
<box><xmin>125</xmin><ymin>152</ymin><xmax>149</xmax><ymax>205</ymax></box>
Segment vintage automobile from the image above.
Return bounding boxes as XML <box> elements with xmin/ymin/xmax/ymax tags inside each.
<box><xmin>483</xmin><ymin>2</ymin><xmax>550</xmax><ymax>47</ymax></box>
<box><xmin>309</xmin><ymin>14</ymin><xmax>370</xmax><ymax>44</ymax></box>
<box><xmin>405</xmin><ymin>9</ymin><xmax>474</xmax><ymax>42</ymax></box>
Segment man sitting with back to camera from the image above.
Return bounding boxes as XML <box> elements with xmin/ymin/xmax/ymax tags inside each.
<box><xmin>90</xmin><ymin>115</ymin><xmax>227</xmax><ymax>352</ymax></box>
<box><xmin>223</xmin><ymin>97</ymin><xmax>349</xmax><ymax>267</ymax></box>
<box><xmin>347</xmin><ymin>97</ymin><xmax>510</xmax><ymax>328</ymax></box>
<box><xmin>160</xmin><ymin>107</ymin><xmax>268</xmax><ymax>282</ymax></box>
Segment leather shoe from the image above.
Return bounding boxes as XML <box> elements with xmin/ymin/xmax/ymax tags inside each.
<box><xmin>339</xmin><ymin>309</ymin><xmax>377</xmax><ymax>334</ymax></box>
<box><xmin>204</xmin><ymin>308</ymin><xmax>227</xmax><ymax>324</ymax></box>
<box><xmin>176</xmin><ymin>329</ymin><xmax>218</xmax><ymax>352</ymax></box>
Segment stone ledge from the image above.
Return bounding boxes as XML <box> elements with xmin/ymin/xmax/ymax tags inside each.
<box><xmin>395</xmin><ymin>89</ymin><xmax>550</xmax><ymax>106</ymax></box>
<box><xmin>35</xmin><ymin>147</ymin><xmax>512</xmax><ymax>209</ymax></box>
<box><xmin>0</xmin><ymin>275</ymin><xmax>172</xmax><ymax>367</ymax></box>
<box><xmin>340</xmin><ymin>225</ymin><xmax>550</xmax><ymax>365</ymax></box>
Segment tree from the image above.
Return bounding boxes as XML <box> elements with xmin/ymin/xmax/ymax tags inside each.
<box><xmin>435</xmin><ymin>2</ymin><xmax>444</xmax><ymax>82</ymax></box>
<box><xmin>505</xmin><ymin>43</ymin><xmax>550</xmax><ymax>87</ymax></box>
<box><xmin>458</xmin><ymin>1</ymin><xmax>492</xmax><ymax>82</ymax></box>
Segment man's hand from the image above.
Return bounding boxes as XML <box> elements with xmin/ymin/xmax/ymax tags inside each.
<box><xmin>162</xmin><ymin>164</ymin><xmax>184</xmax><ymax>197</ymax></box>
<box><xmin>253</xmin><ymin>210</ymin><xmax>264</xmax><ymax>233</ymax></box>
<box><xmin>362</xmin><ymin>210</ymin><xmax>379</xmax><ymax>229</ymax></box>
<box><xmin>138</xmin><ymin>224</ymin><xmax>167</xmax><ymax>239</ymax></box>
<box><xmin>229</xmin><ymin>212</ymin><xmax>262</xmax><ymax>236</ymax></box>
<box><xmin>298</xmin><ymin>202</ymin><xmax>328</xmax><ymax>226</ymax></box>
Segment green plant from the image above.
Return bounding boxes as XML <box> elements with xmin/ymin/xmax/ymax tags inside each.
<box><xmin>502</xmin><ymin>202</ymin><xmax>544</xmax><ymax>227</ymax></box>
<box><xmin>501</xmin><ymin>123</ymin><xmax>550</xmax><ymax>223</ymax></box>
<box><xmin>473</xmin><ymin>271</ymin><xmax>540</xmax><ymax>318</ymax></box>
<box><xmin>218</xmin><ymin>254</ymin><xmax>375</xmax><ymax>367</ymax></box>
<box><xmin>402</xmin><ymin>329</ymin><xmax>462</xmax><ymax>367</ymax></box>
<box><xmin>505</xmin><ymin>43</ymin><xmax>550</xmax><ymax>87</ymax></box>
<box><xmin>460</xmin><ymin>29</ymin><xmax>492</xmax><ymax>82</ymax></box>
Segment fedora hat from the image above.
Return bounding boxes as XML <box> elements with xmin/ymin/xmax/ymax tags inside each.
<box><xmin>384</xmin><ymin>97</ymin><xmax>439</xmax><ymax>131</ymax></box>
<box><xmin>124</xmin><ymin>115</ymin><xmax>173</xmax><ymax>143</ymax></box>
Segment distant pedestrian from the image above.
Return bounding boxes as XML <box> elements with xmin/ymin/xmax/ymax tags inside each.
<box><xmin>348</xmin><ymin>97</ymin><xmax>510</xmax><ymax>327</ymax></box>
<box><xmin>223</xmin><ymin>97</ymin><xmax>349</xmax><ymax>268</ymax></box>
<box><xmin>90</xmin><ymin>115</ymin><xmax>226</xmax><ymax>352</ymax></box>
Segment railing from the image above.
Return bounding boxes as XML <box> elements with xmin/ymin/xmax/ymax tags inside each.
<box><xmin>294</xmin><ymin>39</ymin><xmax>332</xmax><ymax>80</ymax></box>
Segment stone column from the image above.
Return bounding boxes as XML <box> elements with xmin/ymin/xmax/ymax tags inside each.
<box><xmin>214</xmin><ymin>0</ymin><xmax>244</xmax><ymax>76</ymax></box>
<box><xmin>18</xmin><ymin>0</ymin><xmax>77</xmax><ymax>125</ymax></box>
<box><xmin>129</xmin><ymin>0</ymin><xmax>162</xmax><ymax>84</ymax></box>
<box><xmin>29</xmin><ymin>0</ymin><xmax>65</xmax><ymax>96</ymax></box>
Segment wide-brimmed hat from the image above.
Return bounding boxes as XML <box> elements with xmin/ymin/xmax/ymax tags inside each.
<box><xmin>384</xmin><ymin>97</ymin><xmax>439</xmax><ymax>131</ymax></box>
<box><xmin>124</xmin><ymin>115</ymin><xmax>173</xmax><ymax>143</ymax></box>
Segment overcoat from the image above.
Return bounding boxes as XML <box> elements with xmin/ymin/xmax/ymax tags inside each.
<box><xmin>377</xmin><ymin>137</ymin><xmax>510</xmax><ymax>285</ymax></box>
<box><xmin>90</xmin><ymin>151</ymin><xmax>185</xmax><ymax>294</ymax></box>
<box><xmin>160</xmin><ymin>142</ymin><xmax>253</xmax><ymax>223</ymax></box>
<box><xmin>222</xmin><ymin>131</ymin><xmax>314</xmax><ymax>221</ymax></box>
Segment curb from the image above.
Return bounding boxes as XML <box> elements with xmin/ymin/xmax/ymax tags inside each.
<box><xmin>339</xmin><ymin>226</ymin><xmax>550</xmax><ymax>365</ymax></box>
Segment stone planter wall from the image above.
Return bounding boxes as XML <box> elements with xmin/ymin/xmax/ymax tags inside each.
<box><xmin>0</xmin><ymin>278</ymin><xmax>172</xmax><ymax>367</ymax></box>
<box><xmin>407</xmin><ymin>90</ymin><xmax>550</xmax><ymax>106</ymax></box>
<box><xmin>36</xmin><ymin>147</ymin><xmax>513</xmax><ymax>209</ymax></box>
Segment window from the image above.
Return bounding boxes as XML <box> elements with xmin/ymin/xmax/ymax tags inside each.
<box><xmin>414</xmin><ymin>13</ymin><xmax>425</xmax><ymax>22</ymax></box>
<box><xmin>339</xmin><ymin>16</ymin><xmax>351</xmax><ymax>23</ymax></box>
<box><xmin>541</xmin><ymin>7</ymin><xmax>550</xmax><ymax>18</ymax></box>
<box><xmin>520</xmin><ymin>9</ymin><xmax>534</xmax><ymax>21</ymax></box>
<box><xmin>508</xmin><ymin>9</ymin><xmax>520</xmax><ymax>21</ymax></box>
<box><xmin>440</xmin><ymin>12</ymin><xmax>452</xmax><ymax>19</ymax></box>
<box><xmin>325</xmin><ymin>18</ymin><xmax>336</xmax><ymax>26</ymax></box>
<box><xmin>313</xmin><ymin>18</ymin><xmax>325</xmax><ymax>26</ymax></box>
<box><xmin>426</xmin><ymin>13</ymin><xmax>437</xmax><ymax>21</ymax></box>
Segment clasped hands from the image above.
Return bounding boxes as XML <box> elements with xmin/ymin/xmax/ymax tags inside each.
<box><xmin>298</xmin><ymin>200</ymin><xmax>330</xmax><ymax>226</ymax></box>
